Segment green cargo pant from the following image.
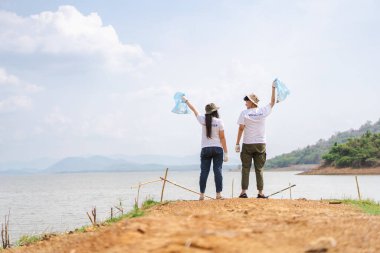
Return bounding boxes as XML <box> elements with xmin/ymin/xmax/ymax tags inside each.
<box><xmin>240</xmin><ymin>143</ymin><xmax>266</xmax><ymax>191</ymax></box>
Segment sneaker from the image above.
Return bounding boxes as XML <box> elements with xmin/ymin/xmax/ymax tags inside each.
<box><xmin>199</xmin><ymin>195</ymin><xmax>205</xmax><ymax>201</ymax></box>
<box><xmin>216</xmin><ymin>195</ymin><xmax>224</xmax><ymax>200</ymax></box>
<box><xmin>239</xmin><ymin>193</ymin><xmax>248</xmax><ymax>198</ymax></box>
<box><xmin>257</xmin><ymin>194</ymin><xmax>268</xmax><ymax>199</ymax></box>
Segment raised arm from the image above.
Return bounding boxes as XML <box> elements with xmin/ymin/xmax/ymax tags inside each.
<box><xmin>270</xmin><ymin>81</ymin><xmax>276</xmax><ymax>108</ymax></box>
<box><xmin>182</xmin><ymin>96</ymin><xmax>199</xmax><ymax>117</ymax></box>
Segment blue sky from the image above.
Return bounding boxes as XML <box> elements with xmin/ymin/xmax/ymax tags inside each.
<box><xmin>0</xmin><ymin>0</ymin><xmax>379</xmax><ymax>164</ymax></box>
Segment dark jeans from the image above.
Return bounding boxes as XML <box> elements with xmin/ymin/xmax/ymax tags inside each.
<box><xmin>200</xmin><ymin>146</ymin><xmax>223</xmax><ymax>193</ymax></box>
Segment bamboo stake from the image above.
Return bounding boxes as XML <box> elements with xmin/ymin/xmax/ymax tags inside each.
<box><xmin>86</xmin><ymin>207</ymin><xmax>96</xmax><ymax>226</ymax></box>
<box><xmin>6</xmin><ymin>210</ymin><xmax>9</xmax><ymax>248</ymax></box>
<box><xmin>114</xmin><ymin>206</ymin><xmax>124</xmax><ymax>215</ymax></box>
<box><xmin>130</xmin><ymin>179</ymin><xmax>162</xmax><ymax>189</ymax></box>
<box><xmin>161</xmin><ymin>168</ymin><xmax>169</xmax><ymax>202</ymax></box>
<box><xmin>92</xmin><ymin>207</ymin><xmax>97</xmax><ymax>225</ymax></box>
<box><xmin>110</xmin><ymin>207</ymin><xmax>113</xmax><ymax>219</ymax></box>
<box><xmin>267</xmin><ymin>184</ymin><xmax>296</xmax><ymax>198</ymax></box>
<box><xmin>136</xmin><ymin>182</ymin><xmax>141</xmax><ymax>207</ymax></box>
<box><xmin>86</xmin><ymin>212</ymin><xmax>94</xmax><ymax>225</ymax></box>
<box><xmin>1</xmin><ymin>224</ymin><xmax>3</xmax><ymax>249</ymax></box>
<box><xmin>289</xmin><ymin>182</ymin><xmax>292</xmax><ymax>199</ymax></box>
<box><xmin>160</xmin><ymin>177</ymin><xmax>215</xmax><ymax>200</ymax></box>
<box><xmin>355</xmin><ymin>176</ymin><xmax>362</xmax><ymax>201</ymax></box>
<box><xmin>1</xmin><ymin>211</ymin><xmax>10</xmax><ymax>249</ymax></box>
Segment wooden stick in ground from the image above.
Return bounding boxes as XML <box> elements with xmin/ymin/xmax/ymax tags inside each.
<box><xmin>86</xmin><ymin>212</ymin><xmax>94</xmax><ymax>225</ymax></box>
<box><xmin>160</xmin><ymin>168</ymin><xmax>169</xmax><ymax>202</ymax></box>
<box><xmin>1</xmin><ymin>214</ymin><xmax>9</xmax><ymax>249</ymax></box>
<box><xmin>136</xmin><ymin>182</ymin><xmax>141</xmax><ymax>207</ymax></box>
<box><xmin>92</xmin><ymin>207</ymin><xmax>97</xmax><ymax>225</ymax></box>
<box><xmin>267</xmin><ymin>184</ymin><xmax>296</xmax><ymax>198</ymax></box>
<box><xmin>1</xmin><ymin>223</ymin><xmax>5</xmax><ymax>249</ymax></box>
<box><xmin>289</xmin><ymin>182</ymin><xmax>292</xmax><ymax>199</ymax></box>
<box><xmin>160</xmin><ymin>177</ymin><xmax>215</xmax><ymax>200</ymax></box>
<box><xmin>6</xmin><ymin>211</ymin><xmax>9</xmax><ymax>248</ymax></box>
<box><xmin>114</xmin><ymin>206</ymin><xmax>124</xmax><ymax>215</ymax></box>
<box><xmin>355</xmin><ymin>176</ymin><xmax>362</xmax><ymax>201</ymax></box>
<box><xmin>1</xmin><ymin>223</ymin><xmax>4</xmax><ymax>249</ymax></box>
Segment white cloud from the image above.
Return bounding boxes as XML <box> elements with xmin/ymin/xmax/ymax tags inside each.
<box><xmin>45</xmin><ymin>108</ymin><xmax>72</xmax><ymax>126</ymax></box>
<box><xmin>0</xmin><ymin>95</ymin><xmax>32</xmax><ymax>112</ymax></box>
<box><xmin>0</xmin><ymin>68</ymin><xmax>42</xmax><ymax>113</ymax></box>
<box><xmin>0</xmin><ymin>5</ymin><xmax>152</xmax><ymax>71</ymax></box>
<box><xmin>0</xmin><ymin>67</ymin><xmax>43</xmax><ymax>93</ymax></box>
<box><xmin>0</xmin><ymin>68</ymin><xmax>19</xmax><ymax>85</ymax></box>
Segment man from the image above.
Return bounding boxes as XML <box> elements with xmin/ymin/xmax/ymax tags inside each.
<box><xmin>235</xmin><ymin>82</ymin><xmax>276</xmax><ymax>198</ymax></box>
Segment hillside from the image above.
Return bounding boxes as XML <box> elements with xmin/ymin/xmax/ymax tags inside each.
<box><xmin>266</xmin><ymin>119</ymin><xmax>380</xmax><ymax>168</ymax></box>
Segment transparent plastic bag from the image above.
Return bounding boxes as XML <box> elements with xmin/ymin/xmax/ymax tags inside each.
<box><xmin>273</xmin><ymin>78</ymin><xmax>290</xmax><ymax>102</ymax></box>
<box><xmin>171</xmin><ymin>92</ymin><xmax>191</xmax><ymax>114</ymax></box>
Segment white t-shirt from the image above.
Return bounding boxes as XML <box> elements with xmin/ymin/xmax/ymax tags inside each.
<box><xmin>237</xmin><ymin>104</ymin><xmax>272</xmax><ymax>144</ymax></box>
<box><xmin>197</xmin><ymin>115</ymin><xmax>224</xmax><ymax>148</ymax></box>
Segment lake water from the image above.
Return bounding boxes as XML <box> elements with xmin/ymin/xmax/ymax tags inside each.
<box><xmin>1</xmin><ymin>170</ymin><xmax>379</xmax><ymax>243</ymax></box>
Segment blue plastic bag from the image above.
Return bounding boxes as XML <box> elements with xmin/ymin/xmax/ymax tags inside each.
<box><xmin>273</xmin><ymin>78</ymin><xmax>290</xmax><ymax>102</ymax></box>
<box><xmin>172</xmin><ymin>92</ymin><xmax>191</xmax><ymax>114</ymax></box>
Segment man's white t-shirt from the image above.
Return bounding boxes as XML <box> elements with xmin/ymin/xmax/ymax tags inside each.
<box><xmin>197</xmin><ymin>115</ymin><xmax>224</xmax><ymax>148</ymax></box>
<box><xmin>237</xmin><ymin>104</ymin><xmax>272</xmax><ymax>144</ymax></box>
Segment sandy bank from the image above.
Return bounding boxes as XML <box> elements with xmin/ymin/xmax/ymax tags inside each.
<box><xmin>299</xmin><ymin>166</ymin><xmax>380</xmax><ymax>175</ymax></box>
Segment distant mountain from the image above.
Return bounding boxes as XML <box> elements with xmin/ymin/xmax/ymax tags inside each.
<box><xmin>266</xmin><ymin>119</ymin><xmax>380</xmax><ymax>168</ymax></box>
<box><xmin>110</xmin><ymin>154</ymin><xmax>200</xmax><ymax>166</ymax></box>
<box><xmin>44</xmin><ymin>155</ymin><xmax>204</xmax><ymax>173</ymax></box>
<box><xmin>0</xmin><ymin>157</ymin><xmax>57</xmax><ymax>172</ymax></box>
<box><xmin>0</xmin><ymin>168</ymin><xmax>39</xmax><ymax>175</ymax></box>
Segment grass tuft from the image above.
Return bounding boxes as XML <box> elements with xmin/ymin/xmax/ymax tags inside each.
<box><xmin>104</xmin><ymin>198</ymin><xmax>161</xmax><ymax>224</ymax></box>
<box><xmin>16</xmin><ymin>235</ymin><xmax>43</xmax><ymax>246</ymax></box>
<box><xmin>142</xmin><ymin>199</ymin><xmax>160</xmax><ymax>209</ymax></box>
<box><xmin>74</xmin><ymin>225</ymin><xmax>89</xmax><ymax>233</ymax></box>
<box><xmin>341</xmin><ymin>199</ymin><xmax>380</xmax><ymax>215</ymax></box>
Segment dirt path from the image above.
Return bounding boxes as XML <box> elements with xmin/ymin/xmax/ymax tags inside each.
<box><xmin>6</xmin><ymin>199</ymin><xmax>380</xmax><ymax>253</ymax></box>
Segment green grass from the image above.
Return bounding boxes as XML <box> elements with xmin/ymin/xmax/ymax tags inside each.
<box><xmin>74</xmin><ymin>225</ymin><xmax>89</xmax><ymax>233</ymax></box>
<box><xmin>104</xmin><ymin>199</ymin><xmax>161</xmax><ymax>224</ymax></box>
<box><xmin>341</xmin><ymin>199</ymin><xmax>380</xmax><ymax>215</ymax></box>
<box><xmin>142</xmin><ymin>199</ymin><xmax>160</xmax><ymax>209</ymax></box>
<box><xmin>16</xmin><ymin>234</ymin><xmax>43</xmax><ymax>246</ymax></box>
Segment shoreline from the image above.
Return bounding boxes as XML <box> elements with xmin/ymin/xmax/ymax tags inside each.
<box><xmin>298</xmin><ymin>166</ymin><xmax>380</xmax><ymax>175</ymax></box>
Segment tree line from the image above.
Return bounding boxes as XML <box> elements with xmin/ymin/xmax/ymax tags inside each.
<box><xmin>265</xmin><ymin>119</ymin><xmax>380</xmax><ymax>168</ymax></box>
<box><xmin>322</xmin><ymin>131</ymin><xmax>380</xmax><ymax>168</ymax></box>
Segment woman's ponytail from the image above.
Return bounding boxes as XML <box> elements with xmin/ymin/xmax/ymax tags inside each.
<box><xmin>205</xmin><ymin>111</ymin><xmax>219</xmax><ymax>139</ymax></box>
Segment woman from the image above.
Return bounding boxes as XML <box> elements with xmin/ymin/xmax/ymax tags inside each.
<box><xmin>182</xmin><ymin>96</ymin><xmax>228</xmax><ymax>200</ymax></box>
